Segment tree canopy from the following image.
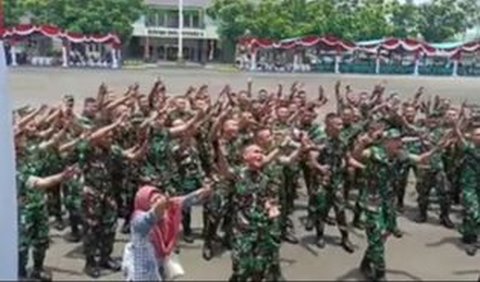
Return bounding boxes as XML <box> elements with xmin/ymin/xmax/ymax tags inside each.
<box><xmin>4</xmin><ymin>0</ymin><xmax>145</xmax><ymax>41</ymax></box>
<box><xmin>209</xmin><ymin>0</ymin><xmax>479</xmax><ymax>43</ymax></box>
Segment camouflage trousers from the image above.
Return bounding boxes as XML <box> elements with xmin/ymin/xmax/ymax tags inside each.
<box><xmin>460</xmin><ymin>174</ymin><xmax>480</xmax><ymax>242</ymax></box>
<box><xmin>393</xmin><ymin>163</ymin><xmax>412</xmax><ymax>208</ymax></box>
<box><xmin>47</xmin><ymin>184</ymin><xmax>62</xmax><ymax>219</ymax></box>
<box><xmin>283</xmin><ymin>166</ymin><xmax>299</xmax><ymax>215</ymax></box>
<box><xmin>18</xmin><ymin>204</ymin><xmax>50</xmax><ymax>273</ymax></box>
<box><xmin>203</xmin><ymin>185</ymin><xmax>232</xmax><ymax>248</ymax></box>
<box><xmin>230</xmin><ymin>224</ymin><xmax>281</xmax><ymax>281</ymax></box>
<box><xmin>353</xmin><ymin>181</ymin><xmax>367</xmax><ymax>224</ymax></box>
<box><xmin>417</xmin><ymin>170</ymin><xmax>451</xmax><ymax>215</ymax></box>
<box><xmin>363</xmin><ymin>208</ymin><xmax>386</xmax><ymax>278</ymax></box>
<box><xmin>63</xmin><ymin>179</ymin><xmax>82</xmax><ymax>231</ymax></box>
<box><xmin>380</xmin><ymin>187</ymin><xmax>398</xmax><ymax>234</ymax></box>
<box><xmin>82</xmin><ymin>188</ymin><xmax>117</xmax><ymax>260</ymax></box>
<box><xmin>123</xmin><ymin>179</ymin><xmax>140</xmax><ymax>222</ymax></box>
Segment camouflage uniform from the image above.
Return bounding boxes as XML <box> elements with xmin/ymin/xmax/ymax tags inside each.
<box><xmin>17</xmin><ymin>145</ymin><xmax>51</xmax><ymax>277</ymax></box>
<box><xmin>303</xmin><ymin>124</ymin><xmax>326</xmax><ymax>230</ymax></box>
<box><xmin>313</xmin><ymin>134</ymin><xmax>352</xmax><ymax>245</ymax></box>
<box><xmin>76</xmin><ymin>139</ymin><xmax>123</xmax><ymax>267</ymax></box>
<box><xmin>230</xmin><ymin>168</ymin><xmax>279</xmax><ymax>281</ymax></box>
<box><xmin>459</xmin><ymin>142</ymin><xmax>480</xmax><ymax>250</ymax></box>
<box><xmin>416</xmin><ymin>127</ymin><xmax>452</xmax><ymax>224</ymax></box>
<box><xmin>142</xmin><ymin>127</ymin><xmax>177</xmax><ymax>194</ymax></box>
<box><xmin>361</xmin><ymin>145</ymin><xmax>407</xmax><ymax>280</ymax></box>
<box><xmin>172</xmin><ymin>140</ymin><xmax>205</xmax><ymax>240</ymax></box>
<box><xmin>263</xmin><ymin>149</ymin><xmax>285</xmax><ymax>280</ymax></box>
<box><xmin>203</xmin><ymin>137</ymin><xmax>246</xmax><ymax>256</ymax></box>
<box><xmin>45</xmin><ymin>148</ymin><xmax>64</xmax><ymax>226</ymax></box>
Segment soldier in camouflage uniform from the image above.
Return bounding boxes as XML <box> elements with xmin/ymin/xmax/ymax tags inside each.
<box><xmin>16</xmin><ymin>127</ymin><xmax>71</xmax><ymax>281</ymax></box>
<box><xmin>308</xmin><ymin>113</ymin><xmax>354</xmax><ymax>252</ymax></box>
<box><xmin>219</xmin><ymin>144</ymin><xmax>281</xmax><ymax>282</ymax></box>
<box><xmin>203</xmin><ymin>117</ymin><xmax>245</xmax><ymax>259</ymax></box>
<box><xmin>455</xmin><ymin>122</ymin><xmax>480</xmax><ymax>256</ymax></box>
<box><xmin>17</xmin><ymin>165</ymin><xmax>78</xmax><ymax>281</ymax></box>
<box><xmin>171</xmin><ymin>118</ymin><xmax>206</xmax><ymax>244</ymax></box>
<box><xmin>353</xmin><ymin>128</ymin><xmax>439</xmax><ymax>281</ymax></box>
<box><xmin>60</xmin><ymin>117</ymin><xmax>140</xmax><ymax>278</ymax></box>
<box><xmin>415</xmin><ymin>112</ymin><xmax>454</xmax><ymax>229</ymax></box>
<box><xmin>119</xmin><ymin>113</ymin><xmax>147</xmax><ymax>234</ymax></box>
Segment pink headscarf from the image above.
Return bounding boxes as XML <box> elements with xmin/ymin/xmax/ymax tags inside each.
<box><xmin>133</xmin><ymin>185</ymin><xmax>183</xmax><ymax>259</ymax></box>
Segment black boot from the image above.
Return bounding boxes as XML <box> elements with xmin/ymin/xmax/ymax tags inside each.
<box><xmin>202</xmin><ymin>243</ymin><xmax>213</xmax><ymax>261</ymax></box>
<box><xmin>360</xmin><ymin>255</ymin><xmax>373</xmax><ymax>280</ymax></box>
<box><xmin>282</xmin><ymin>226</ymin><xmax>299</xmax><ymax>245</ymax></box>
<box><xmin>396</xmin><ymin>200</ymin><xmax>405</xmax><ymax>214</ymax></box>
<box><xmin>374</xmin><ymin>268</ymin><xmax>387</xmax><ymax>282</ymax></box>
<box><xmin>121</xmin><ymin>218</ymin><xmax>131</xmax><ymax>234</ymax></box>
<box><xmin>464</xmin><ymin>236</ymin><xmax>478</xmax><ymax>256</ymax></box>
<box><xmin>315</xmin><ymin>220</ymin><xmax>326</xmax><ymax>248</ymax></box>
<box><xmin>440</xmin><ymin>212</ymin><xmax>454</xmax><ymax>229</ymax></box>
<box><xmin>99</xmin><ymin>256</ymin><xmax>121</xmax><ymax>271</ymax></box>
<box><xmin>31</xmin><ymin>252</ymin><xmax>52</xmax><ymax>281</ymax></box>
<box><xmin>352</xmin><ymin>212</ymin><xmax>364</xmax><ymax>230</ymax></box>
<box><xmin>415</xmin><ymin>209</ymin><xmax>427</xmax><ymax>223</ymax></box>
<box><xmin>183</xmin><ymin>209</ymin><xmax>194</xmax><ymax>243</ymax></box>
<box><xmin>84</xmin><ymin>257</ymin><xmax>100</xmax><ymax>278</ymax></box>
<box><xmin>18</xmin><ymin>251</ymin><xmax>28</xmax><ymax>280</ymax></box>
<box><xmin>340</xmin><ymin>231</ymin><xmax>355</xmax><ymax>253</ymax></box>
<box><xmin>65</xmin><ymin>216</ymin><xmax>82</xmax><ymax>243</ymax></box>
<box><xmin>305</xmin><ymin>215</ymin><xmax>314</xmax><ymax>231</ymax></box>
<box><xmin>53</xmin><ymin>216</ymin><xmax>65</xmax><ymax>231</ymax></box>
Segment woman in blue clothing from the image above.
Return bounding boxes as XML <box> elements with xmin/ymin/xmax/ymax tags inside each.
<box><xmin>122</xmin><ymin>183</ymin><xmax>212</xmax><ymax>281</ymax></box>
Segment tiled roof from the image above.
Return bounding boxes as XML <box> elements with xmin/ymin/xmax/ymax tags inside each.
<box><xmin>145</xmin><ymin>0</ymin><xmax>212</xmax><ymax>8</ymax></box>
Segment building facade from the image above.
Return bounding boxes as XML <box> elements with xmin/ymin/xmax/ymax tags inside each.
<box><xmin>130</xmin><ymin>0</ymin><xmax>219</xmax><ymax>63</ymax></box>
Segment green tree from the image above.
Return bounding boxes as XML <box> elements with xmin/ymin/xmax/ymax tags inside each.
<box><xmin>18</xmin><ymin>0</ymin><xmax>145</xmax><ymax>41</ymax></box>
<box><xmin>416</xmin><ymin>0</ymin><xmax>472</xmax><ymax>42</ymax></box>
<box><xmin>388</xmin><ymin>0</ymin><xmax>420</xmax><ymax>38</ymax></box>
<box><xmin>4</xmin><ymin>0</ymin><xmax>27</xmax><ymax>26</ymax></box>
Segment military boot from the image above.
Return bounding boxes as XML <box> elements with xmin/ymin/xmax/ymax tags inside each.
<box><xmin>31</xmin><ymin>252</ymin><xmax>52</xmax><ymax>281</ymax></box>
<box><xmin>84</xmin><ymin>256</ymin><xmax>100</xmax><ymax>278</ymax></box>
<box><xmin>340</xmin><ymin>230</ymin><xmax>355</xmax><ymax>253</ymax></box>
<box><xmin>440</xmin><ymin>210</ymin><xmax>454</xmax><ymax>229</ymax></box>
<box><xmin>315</xmin><ymin>220</ymin><xmax>326</xmax><ymax>249</ymax></box>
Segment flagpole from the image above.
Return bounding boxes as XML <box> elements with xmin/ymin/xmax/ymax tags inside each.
<box><xmin>177</xmin><ymin>0</ymin><xmax>184</xmax><ymax>63</ymax></box>
<box><xmin>0</xmin><ymin>0</ymin><xmax>19</xmax><ymax>279</ymax></box>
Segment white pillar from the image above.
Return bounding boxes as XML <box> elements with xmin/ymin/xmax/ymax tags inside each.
<box><xmin>250</xmin><ymin>50</ymin><xmax>257</xmax><ymax>71</ymax></box>
<box><xmin>452</xmin><ymin>59</ymin><xmax>459</xmax><ymax>77</ymax></box>
<box><xmin>0</xmin><ymin>40</ymin><xmax>18</xmax><ymax>281</ymax></box>
<box><xmin>375</xmin><ymin>55</ymin><xmax>380</xmax><ymax>74</ymax></box>
<box><xmin>10</xmin><ymin>45</ymin><xmax>17</xmax><ymax>66</ymax></box>
<box><xmin>413</xmin><ymin>57</ymin><xmax>419</xmax><ymax>76</ymax></box>
<box><xmin>177</xmin><ymin>0</ymin><xmax>184</xmax><ymax>62</ymax></box>
<box><xmin>111</xmin><ymin>48</ymin><xmax>118</xmax><ymax>69</ymax></box>
<box><xmin>62</xmin><ymin>45</ymin><xmax>68</xmax><ymax>68</ymax></box>
<box><xmin>293</xmin><ymin>53</ymin><xmax>299</xmax><ymax>71</ymax></box>
<box><xmin>334</xmin><ymin>55</ymin><xmax>340</xmax><ymax>74</ymax></box>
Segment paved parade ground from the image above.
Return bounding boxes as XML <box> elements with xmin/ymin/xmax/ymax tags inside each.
<box><xmin>9</xmin><ymin>67</ymin><xmax>480</xmax><ymax>281</ymax></box>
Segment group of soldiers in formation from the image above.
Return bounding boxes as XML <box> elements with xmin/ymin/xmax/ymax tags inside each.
<box><xmin>14</xmin><ymin>78</ymin><xmax>480</xmax><ymax>282</ymax></box>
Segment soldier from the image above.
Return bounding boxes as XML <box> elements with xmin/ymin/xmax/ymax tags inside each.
<box><xmin>415</xmin><ymin>112</ymin><xmax>454</xmax><ymax>229</ymax></box>
<box><xmin>59</xmin><ymin>115</ymin><xmax>146</xmax><ymax>278</ymax></box>
<box><xmin>171</xmin><ymin>118</ymin><xmax>206</xmax><ymax>244</ymax></box>
<box><xmin>16</xmin><ymin>123</ymin><xmax>71</xmax><ymax>281</ymax></box>
<box><xmin>18</xmin><ymin>165</ymin><xmax>78</xmax><ymax>281</ymax></box>
<box><xmin>352</xmin><ymin>128</ymin><xmax>441</xmax><ymax>281</ymax></box>
<box><xmin>217</xmin><ymin>144</ymin><xmax>281</xmax><ymax>282</ymax></box>
<box><xmin>455</xmin><ymin>117</ymin><xmax>480</xmax><ymax>256</ymax></box>
<box><xmin>307</xmin><ymin>113</ymin><xmax>355</xmax><ymax>253</ymax></box>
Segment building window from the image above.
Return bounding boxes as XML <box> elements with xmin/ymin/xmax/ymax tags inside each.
<box><xmin>146</xmin><ymin>12</ymin><xmax>156</xmax><ymax>27</ymax></box>
<box><xmin>192</xmin><ymin>13</ymin><xmax>200</xmax><ymax>28</ymax></box>
<box><xmin>166</xmin><ymin>10</ymin><xmax>179</xmax><ymax>28</ymax></box>
<box><xmin>158</xmin><ymin>11</ymin><xmax>166</xmax><ymax>26</ymax></box>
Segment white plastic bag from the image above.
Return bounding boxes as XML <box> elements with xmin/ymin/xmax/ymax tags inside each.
<box><xmin>163</xmin><ymin>253</ymin><xmax>185</xmax><ymax>280</ymax></box>
<box><xmin>121</xmin><ymin>242</ymin><xmax>134</xmax><ymax>281</ymax></box>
